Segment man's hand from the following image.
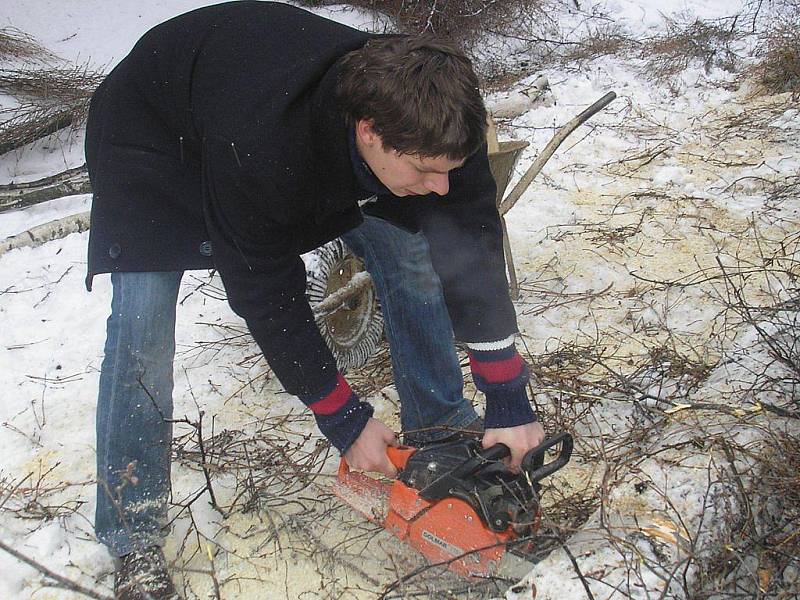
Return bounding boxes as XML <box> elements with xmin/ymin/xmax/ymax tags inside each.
<box><xmin>482</xmin><ymin>421</ymin><xmax>545</xmax><ymax>471</ymax></box>
<box><xmin>343</xmin><ymin>418</ymin><xmax>399</xmax><ymax>478</ymax></box>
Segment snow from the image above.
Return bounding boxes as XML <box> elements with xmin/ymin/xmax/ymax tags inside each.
<box><xmin>0</xmin><ymin>194</ymin><xmax>90</xmax><ymax>239</ymax></box>
<box><xmin>1</xmin><ymin>1</ymin><xmax>798</xmax><ymax>599</ymax></box>
<box><xmin>609</xmin><ymin>0</ymin><xmax>740</xmax><ymax>29</ymax></box>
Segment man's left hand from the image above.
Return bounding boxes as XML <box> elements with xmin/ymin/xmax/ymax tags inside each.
<box><xmin>482</xmin><ymin>421</ymin><xmax>545</xmax><ymax>471</ymax></box>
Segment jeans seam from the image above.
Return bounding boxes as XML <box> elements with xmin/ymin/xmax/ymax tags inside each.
<box><xmin>99</xmin><ymin>273</ymin><xmax>127</xmax><ymax>552</ymax></box>
<box><xmin>361</xmin><ymin>236</ymin><xmax>431</xmax><ymax>428</ymax></box>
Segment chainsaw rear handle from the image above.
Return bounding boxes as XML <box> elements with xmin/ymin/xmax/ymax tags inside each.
<box><xmin>521</xmin><ymin>432</ymin><xmax>573</xmax><ymax>483</ymax></box>
<box><xmin>480</xmin><ymin>432</ymin><xmax>573</xmax><ymax>482</ymax></box>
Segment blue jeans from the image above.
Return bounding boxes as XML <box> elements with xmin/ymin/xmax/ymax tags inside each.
<box><xmin>96</xmin><ymin>271</ymin><xmax>182</xmax><ymax>556</ymax></box>
<box><xmin>341</xmin><ymin>216</ymin><xmax>477</xmax><ymax>436</ymax></box>
<box><xmin>95</xmin><ymin>217</ymin><xmax>477</xmax><ymax>556</ymax></box>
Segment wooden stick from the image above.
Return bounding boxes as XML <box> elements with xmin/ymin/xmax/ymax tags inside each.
<box><xmin>498</xmin><ymin>91</ymin><xmax>617</xmax><ymax>216</ymax></box>
<box><xmin>0</xmin><ymin>110</ymin><xmax>77</xmax><ymax>157</ymax></box>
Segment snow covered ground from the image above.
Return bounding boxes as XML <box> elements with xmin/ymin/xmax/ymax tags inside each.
<box><xmin>1</xmin><ymin>1</ymin><xmax>798</xmax><ymax>598</ymax></box>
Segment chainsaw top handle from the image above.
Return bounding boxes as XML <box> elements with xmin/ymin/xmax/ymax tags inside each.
<box><xmin>419</xmin><ymin>432</ymin><xmax>573</xmax><ymax>499</ymax></box>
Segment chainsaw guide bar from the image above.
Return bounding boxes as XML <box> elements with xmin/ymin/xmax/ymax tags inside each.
<box><xmin>332</xmin><ymin>433</ymin><xmax>573</xmax><ymax>580</ymax></box>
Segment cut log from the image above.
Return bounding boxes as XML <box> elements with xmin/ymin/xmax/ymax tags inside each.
<box><xmin>0</xmin><ymin>210</ymin><xmax>89</xmax><ymax>257</ymax></box>
<box><xmin>0</xmin><ymin>164</ymin><xmax>91</xmax><ymax>213</ymax></box>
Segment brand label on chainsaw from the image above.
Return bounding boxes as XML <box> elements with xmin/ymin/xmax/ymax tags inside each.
<box><xmin>422</xmin><ymin>529</ymin><xmax>464</xmax><ymax>557</ymax></box>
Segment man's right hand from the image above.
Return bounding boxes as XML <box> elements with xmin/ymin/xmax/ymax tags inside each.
<box><xmin>483</xmin><ymin>420</ymin><xmax>546</xmax><ymax>472</ymax></box>
<box><xmin>343</xmin><ymin>417</ymin><xmax>399</xmax><ymax>478</ymax></box>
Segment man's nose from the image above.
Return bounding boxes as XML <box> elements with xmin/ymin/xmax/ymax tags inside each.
<box><xmin>425</xmin><ymin>173</ymin><xmax>449</xmax><ymax>196</ymax></box>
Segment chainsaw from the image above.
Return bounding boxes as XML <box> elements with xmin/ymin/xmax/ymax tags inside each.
<box><xmin>332</xmin><ymin>432</ymin><xmax>573</xmax><ymax>579</ymax></box>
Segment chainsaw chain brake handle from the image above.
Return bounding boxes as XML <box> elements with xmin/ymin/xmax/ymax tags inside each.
<box><xmin>386</xmin><ymin>445</ymin><xmax>416</xmax><ymax>470</ymax></box>
<box><xmin>336</xmin><ymin>445</ymin><xmax>416</xmax><ymax>478</ymax></box>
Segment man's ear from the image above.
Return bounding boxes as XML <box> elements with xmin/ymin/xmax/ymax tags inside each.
<box><xmin>355</xmin><ymin>119</ymin><xmax>380</xmax><ymax>147</ymax></box>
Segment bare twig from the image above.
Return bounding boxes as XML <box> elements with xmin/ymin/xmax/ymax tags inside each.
<box><xmin>0</xmin><ymin>538</ymin><xmax>114</xmax><ymax>600</ymax></box>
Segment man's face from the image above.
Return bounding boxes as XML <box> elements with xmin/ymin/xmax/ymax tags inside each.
<box><xmin>355</xmin><ymin>120</ymin><xmax>465</xmax><ymax>197</ymax></box>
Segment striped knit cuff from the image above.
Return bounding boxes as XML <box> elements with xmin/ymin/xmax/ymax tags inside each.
<box><xmin>298</xmin><ymin>373</ymin><xmax>374</xmax><ymax>453</ymax></box>
<box><xmin>468</xmin><ymin>345</ymin><xmax>537</xmax><ymax>429</ymax></box>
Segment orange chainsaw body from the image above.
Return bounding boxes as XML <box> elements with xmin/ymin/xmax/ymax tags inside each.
<box><xmin>383</xmin><ymin>477</ymin><xmax>519</xmax><ymax>576</ymax></box>
<box><xmin>332</xmin><ymin>443</ymin><xmax>549</xmax><ymax>577</ymax></box>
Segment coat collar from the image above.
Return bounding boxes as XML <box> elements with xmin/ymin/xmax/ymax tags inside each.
<box><xmin>348</xmin><ymin>126</ymin><xmax>392</xmax><ymax>196</ymax></box>
<box><xmin>309</xmin><ymin>60</ymin><xmax>365</xmax><ymax>224</ymax></box>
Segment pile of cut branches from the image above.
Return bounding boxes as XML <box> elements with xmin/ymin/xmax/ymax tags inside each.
<box><xmin>0</xmin><ymin>27</ymin><xmax>55</xmax><ymax>62</ymax></box>
<box><xmin>751</xmin><ymin>0</ymin><xmax>800</xmax><ymax>95</ymax></box>
<box><xmin>0</xmin><ymin>28</ymin><xmax>103</xmax><ymax>157</ymax></box>
<box><xmin>301</xmin><ymin>0</ymin><xmax>549</xmax><ymax>44</ymax></box>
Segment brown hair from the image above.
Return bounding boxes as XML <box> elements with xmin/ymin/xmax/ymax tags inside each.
<box><xmin>336</xmin><ymin>36</ymin><xmax>487</xmax><ymax>160</ymax></box>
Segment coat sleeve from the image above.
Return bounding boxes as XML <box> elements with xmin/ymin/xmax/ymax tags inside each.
<box><xmin>415</xmin><ymin>144</ymin><xmax>519</xmax><ymax>344</ymax></box>
<box><xmin>200</xmin><ymin>135</ymin><xmax>339</xmax><ymax>397</ymax></box>
<box><xmin>416</xmin><ymin>145</ymin><xmax>537</xmax><ymax>429</ymax></box>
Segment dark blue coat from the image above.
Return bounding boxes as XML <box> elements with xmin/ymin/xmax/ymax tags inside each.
<box><xmin>85</xmin><ymin>1</ymin><xmax>517</xmax><ymax>397</ymax></box>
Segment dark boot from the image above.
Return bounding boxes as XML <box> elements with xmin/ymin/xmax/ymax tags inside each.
<box><xmin>114</xmin><ymin>546</ymin><xmax>180</xmax><ymax>600</ymax></box>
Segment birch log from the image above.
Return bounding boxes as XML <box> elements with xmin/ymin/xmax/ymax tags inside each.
<box><xmin>0</xmin><ymin>165</ymin><xmax>91</xmax><ymax>213</ymax></box>
<box><xmin>0</xmin><ymin>210</ymin><xmax>90</xmax><ymax>257</ymax></box>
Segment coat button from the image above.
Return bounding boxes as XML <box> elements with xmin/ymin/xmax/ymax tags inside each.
<box><xmin>199</xmin><ymin>241</ymin><xmax>213</xmax><ymax>256</ymax></box>
<box><xmin>109</xmin><ymin>243</ymin><xmax>121</xmax><ymax>259</ymax></box>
